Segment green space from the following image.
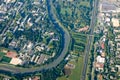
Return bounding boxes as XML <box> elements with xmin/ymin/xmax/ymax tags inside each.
<box><xmin>57</xmin><ymin>56</ymin><xmax>84</xmax><ymax>80</ymax></box>
<box><xmin>85</xmin><ymin>59</ymin><xmax>91</xmax><ymax>80</ymax></box>
<box><xmin>1</xmin><ymin>56</ymin><xmax>11</xmax><ymax>63</ymax></box>
<box><xmin>0</xmin><ymin>74</ymin><xmax>17</xmax><ymax>80</ymax></box>
<box><xmin>50</xmin><ymin>1</ymin><xmax>90</xmax><ymax>79</ymax></box>
<box><xmin>0</xmin><ymin>0</ymin><xmax>93</xmax><ymax>79</ymax></box>
<box><xmin>107</xmin><ymin>27</ymin><xmax>115</xmax><ymax>40</ymax></box>
<box><xmin>53</xmin><ymin>0</ymin><xmax>91</xmax><ymax>29</ymax></box>
<box><xmin>71</xmin><ymin>32</ymin><xmax>87</xmax><ymax>52</ymax></box>
<box><xmin>0</xmin><ymin>52</ymin><xmax>5</xmax><ymax>58</ymax></box>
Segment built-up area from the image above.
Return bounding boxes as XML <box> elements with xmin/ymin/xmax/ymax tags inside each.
<box><xmin>0</xmin><ymin>0</ymin><xmax>61</xmax><ymax>67</ymax></box>
<box><xmin>93</xmin><ymin>0</ymin><xmax>120</xmax><ymax>79</ymax></box>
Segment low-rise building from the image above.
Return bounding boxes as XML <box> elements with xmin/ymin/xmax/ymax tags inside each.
<box><xmin>112</xmin><ymin>18</ymin><xmax>120</xmax><ymax>27</ymax></box>
<box><xmin>96</xmin><ymin>56</ymin><xmax>105</xmax><ymax>63</ymax></box>
<box><xmin>10</xmin><ymin>58</ymin><xmax>22</xmax><ymax>65</ymax></box>
<box><xmin>117</xmin><ymin>43</ymin><xmax>120</xmax><ymax>51</ymax></box>
<box><xmin>94</xmin><ymin>62</ymin><xmax>104</xmax><ymax>71</ymax></box>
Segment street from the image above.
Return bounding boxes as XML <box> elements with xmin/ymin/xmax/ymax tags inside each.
<box><xmin>81</xmin><ymin>0</ymin><xmax>99</xmax><ymax>80</ymax></box>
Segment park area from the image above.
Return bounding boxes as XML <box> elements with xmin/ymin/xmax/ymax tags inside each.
<box><xmin>57</xmin><ymin>56</ymin><xmax>84</xmax><ymax>80</ymax></box>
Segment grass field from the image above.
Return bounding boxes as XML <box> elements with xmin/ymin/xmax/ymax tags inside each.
<box><xmin>0</xmin><ymin>52</ymin><xmax>5</xmax><ymax>58</ymax></box>
<box><xmin>1</xmin><ymin>56</ymin><xmax>11</xmax><ymax>63</ymax></box>
<box><xmin>71</xmin><ymin>32</ymin><xmax>87</xmax><ymax>52</ymax></box>
<box><xmin>57</xmin><ymin>56</ymin><xmax>84</xmax><ymax>80</ymax></box>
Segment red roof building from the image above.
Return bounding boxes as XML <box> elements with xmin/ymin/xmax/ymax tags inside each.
<box><xmin>6</xmin><ymin>51</ymin><xmax>17</xmax><ymax>58</ymax></box>
<box><xmin>101</xmin><ymin>42</ymin><xmax>105</xmax><ymax>49</ymax></box>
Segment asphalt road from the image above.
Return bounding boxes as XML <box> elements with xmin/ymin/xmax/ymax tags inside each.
<box><xmin>0</xmin><ymin>0</ymin><xmax>71</xmax><ymax>74</ymax></box>
<box><xmin>81</xmin><ymin>0</ymin><xmax>99</xmax><ymax>80</ymax></box>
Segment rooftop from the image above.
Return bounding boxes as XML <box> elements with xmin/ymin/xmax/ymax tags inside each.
<box><xmin>10</xmin><ymin>58</ymin><xmax>22</xmax><ymax>65</ymax></box>
<box><xmin>6</xmin><ymin>51</ymin><xmax>17</xmax><ymax>58</ymax></box>
<box><xmin>112</xmin><ymin>18</ymin><xmax>120</xmax><ymax>27</ymax></box>
<box><xmin>100</xmin><ymin>2</ymin><xmax>116</xmax><ymax>12</ymax></box>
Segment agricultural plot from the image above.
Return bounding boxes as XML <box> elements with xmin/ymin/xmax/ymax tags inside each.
<box><xmin>72</xmin><ymin>32</ymin><xmax>87</xmax><ymax>52</ymax></box>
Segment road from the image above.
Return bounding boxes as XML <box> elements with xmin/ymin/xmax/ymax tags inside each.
<box><xmin>81</xmin><ymin>0</ymin><xmax>99</xmax><ymax>80</ymax></box>
<box><xmin>0</xmin><ymin>0</ymin><xmax>71</xmax><ymax>75</ymax></box>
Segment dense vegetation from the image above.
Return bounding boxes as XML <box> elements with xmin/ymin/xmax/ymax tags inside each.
<box><xmin>53</xmin><ymin>0</ymin><xmax>92</xmax><ymax>30</ymax></box>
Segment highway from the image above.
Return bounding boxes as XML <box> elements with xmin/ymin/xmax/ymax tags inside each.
<box><xmin>81</xmin><ymin>0</ymin><xmax>99</xmax><ymax>80</ymax></box>
<box><xmin>0</xmin><ymin>0</ymin><xmax>71</xmax><ymax>75</ymax></box>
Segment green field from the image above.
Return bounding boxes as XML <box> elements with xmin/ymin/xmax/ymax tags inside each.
<box><xmin>0</xmin><ymin>52</ymin><xmax>5</xmax><ymax>58</ymax></box>
<box><xmin>1</xmin><ymin>56</ymin><xmax>11</xmax><ymax>63</ymax></box>
<box><xmin>53</xmin><ymin>0</ymin><xmax>91</xmax><ymax>29</ymax></box>
<box><xmin>57</xmin><ymin>56</ymin><xmax>84</xmax><ymax>80</ymax></box>
<box><xmin>71</xmin><ymin>32</ymin><xmax>87</xmax><ymax>52</ymax></box>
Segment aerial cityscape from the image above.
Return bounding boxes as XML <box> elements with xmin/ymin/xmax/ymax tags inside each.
<box><xmin>0</xmin><ymin>0</ymin><xmax>120</xmax><ymax>80</ymax></box>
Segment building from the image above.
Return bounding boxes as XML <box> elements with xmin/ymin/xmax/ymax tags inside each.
<box><xmin>112</xmin><ymin>18</ymin><xmax>120</xmax><ymax>27</ymax></box>
<box><xmin>101</xmin><ymin>52</ymin><xmax>105</xmax><ymax>58</ymax></box>
<box><xmin>4</xmin><ymin>0</ymin><xmax>16</xmax><ymax>3</ymax></box>
<box><xmin>6</xmin><ymin>51</ymin><xmax>17</xmax><ymax>58</ymax></box>
<box><xmin>10</xmin><ymin>58</ymin><xmax>22</xmax><ymax>65</ymax></box>
<box><xmin>117</xmin><ymin>43</ymin><xmax>120</xmax><ymax>51</ymax></box>
<box><xmin>94</xmin><ymin>62</ymin><xmax>104</xmax><ymax>71</ymax></box>
<box><xmin>100</xmin><ymin>2</ymin><xmax>116</xmax><ymax>13</ymax></box>
<box><xmin>96</xmin><ymin>56</ymin><xmax>105</xmax><ymax>63</ymax></box>
<box><xmin>64</xmin><ymin>63</ymin><xmax>75</xmax><ymax>69</ymax></box>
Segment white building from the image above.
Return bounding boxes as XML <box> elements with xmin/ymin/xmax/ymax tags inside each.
<box><xmin>96</xmin><ymin>56</ymin><xmax>105</xmax><ymax>63</ymax></box>
<box><xmin>10</xmin><ymin>58</ymin><xmax>22</xmax><ymax>65</ymax></box>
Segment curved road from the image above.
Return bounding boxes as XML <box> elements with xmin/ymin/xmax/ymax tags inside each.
<box><xmin>0</xmin><ymin>0</ymin><xmax>71</xmax><ymax>74</ymax></box>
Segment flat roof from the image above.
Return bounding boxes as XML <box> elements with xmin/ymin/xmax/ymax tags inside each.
<box><xmin>10</xmin><ymin>58</ymin><xmax>22</xmax><ymax>65</ymax></box>
<box><xmin>100</xmin><ymin>2</ymin><xmax>116</xmax><ymax>12</ymax></box>
<box><xmin>112</xmin><ymin>18</ymin><xmax>120</xmax><ymax>27</ymax></box>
